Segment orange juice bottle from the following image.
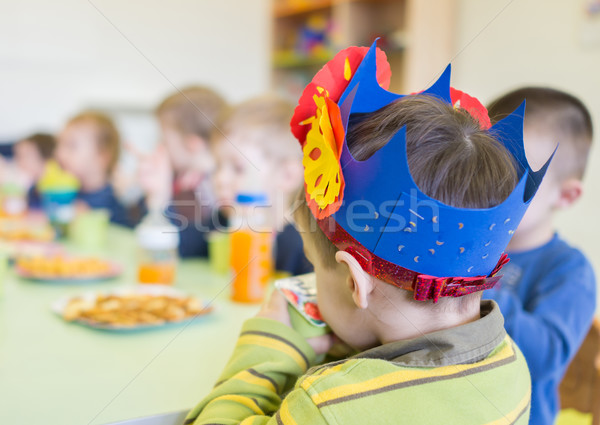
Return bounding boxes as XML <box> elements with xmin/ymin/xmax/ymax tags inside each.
<box><xmin>230</xmin><ymin>192</ymin><xmax>273</xmax><ymax>303</ymax></box>
<box><xmin>135</xmin><ymin>210</ymin><xmax>179</xmax><ymax>285</ymax></box>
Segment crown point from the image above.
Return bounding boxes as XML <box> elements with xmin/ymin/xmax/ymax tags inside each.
<box><xmin>467</xmin><ymin>266</ymin><xmax>474</xmax><ymax>273</ymax></box>
<box><xmin>459</xmin><ymin>247</ymin><xmax>465</xmax><ymax>254</ymax></box>
<box><xmin>485</xmin><ymin>241</ymin><xmax>491</xmax><ymax>247</ymax></box>
<box><xmin>458</xmin><ymin>223</ymin><xmax>464</xmax><ymax>229</ymax></box>
<box><xmin>398</xmin><ymin>245</ymin><xmax>405</xmax><ymax>252</ymax></box>
<box><xmin>414</xmin><ymin>256</ymin><xmax>420</xmax><ymax>263</ymax></box>
<box><xmin>429</xmin><ymin>249</ymin><xmax>435</xmax><ymax>255</ymax></box>
<box><xmin>436</xmin><ymin>240</ymin><xmax>444</xmax><ymax>246</ymax></box>
<box><xmin>504</xmin><ymin>218</ymin><xmax>511</xmax><ymax>224</ymax></box>
<box><xmin>432</xmin><ymin>216</ymin><xmax>438</xmax><ymax>223</ymax></box>
<box><xmin>489</xmin><ymin>223</ymin><xmax>496</xmax><ymax>231</ymax></box>
<box><xmin>482</xmin><ymin>253</ymin><xmax>489</xmax><ymax>259</ymax></box>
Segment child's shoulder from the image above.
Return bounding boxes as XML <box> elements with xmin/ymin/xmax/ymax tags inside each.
<box><xmin>79</xmin><ymin>183</ymin><xmax>133</xmax><ymax>227</ymax></box>
<box><xmin>499</xmin><ymin>233</ymin><xmax>595</xmax><ymax>305</ymax></box>
<box><xmin>513</xmin><ymin>233</ymin><xmax>593</xmax><ymax>275</ymax></box>
<box><xmin>295</xmin><ymin>334</ymin><xmax>530</xmax><ymax>423</ymax></box>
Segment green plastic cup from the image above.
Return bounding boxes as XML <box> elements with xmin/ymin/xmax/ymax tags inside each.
<box><xmin>69</xmin><ymin>209</ymin><xmax>110</xmax><ymax>251</ymax></box>
<box><xmin>208</xmin><ymin>232</ymin><xmax>231</xmax><ymax>275</ymax></box>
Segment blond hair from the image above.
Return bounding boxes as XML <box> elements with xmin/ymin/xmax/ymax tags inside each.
<box><xmin>157</xmin><ymin>86</ymin><xmax>227</xmax><ymax>140</ymax></box>
<box><xmin>214</xmin><ymin>95</ymin><xmax>300</xmax><ymax>160</ymax></box>
<box><xmin>66</xmin><ymin>111</ymin><xmax>120</xmax><ymax>174</ymax></box>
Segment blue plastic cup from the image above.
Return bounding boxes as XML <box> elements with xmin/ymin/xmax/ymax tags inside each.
<box><xmin>41</xmin><ymin>190</ymin><xmax>78</xmax><ymax>237</ymax></box>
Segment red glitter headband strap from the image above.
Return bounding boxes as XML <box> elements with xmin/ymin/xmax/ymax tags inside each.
<box><xmin>317</xmin><ymin>216</ymin><xmax>509</xmax><ymax>303</ymax></box>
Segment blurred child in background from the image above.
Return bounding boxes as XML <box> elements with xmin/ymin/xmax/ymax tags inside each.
<box><xmin>15</xmin><ymin>133</ymin><xmax>56</xmax><ymax>186</ymax></box>
<box><xmin>137</xmin><ymin>86</ymin><xmax>227</xmax><ymax>257</ymax></box>
<box><xmin>55</xmin><ymin>111</ymin><xmax>131</xmax><ymax>227</ymax></box>
<box><xmin>13</xmin><ymin>133</ymin><xmax>56</xmax><ymax>208</ymax></box>
<box><xmin>484</xmin><ymin>87</ymin><xmax>596</xmax><ymax>425</ymax></box>
<box><xmin>212</xmin><ymin>95</ymin><xmax>312</xmax><ymax>276</ymax></box>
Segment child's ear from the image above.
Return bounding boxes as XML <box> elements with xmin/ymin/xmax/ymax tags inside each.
<box><xmin>335</xmin><ymin>251</ymin><xmax>374</xmax><ymax>309</ymax></box>
<box><xmin>556</xmin><ymin>178</ymin><xmax>583</xmax><ymax>209</ymax></box>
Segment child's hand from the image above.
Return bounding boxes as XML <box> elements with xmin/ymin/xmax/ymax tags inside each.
<box><xmin>73</xmin><ymin>200</ymin><xmax>91</xmax><ymax>215</ymax></box>
<box><xmin>256</xmin><ymin>290</ymin><xmax>335</xmax><ymax>355</ymax></box>
<box><xmin>176</xmin><ymin>169</ymin><xmax>205</xmax><ymax>193</ymax></box>
<box><xmin>131</xmin><ymin>144</ymin><xmax>173</xmax><ymax>211</ymax></box>
<box><xmin>256</xmin><ymin>288</ymin><xmax>293</xmax><ymax>325</ymax></box>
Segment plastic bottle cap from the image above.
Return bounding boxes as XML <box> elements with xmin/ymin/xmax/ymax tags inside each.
<box><xmin>236</xmin><ymin>192</ymin><xmax>269</xmax><ymax>205</ymax></box>
<box><xmin>136</xmin><ymin>220</ymin><xmax>180</xmax><ymax>251</ymax></box>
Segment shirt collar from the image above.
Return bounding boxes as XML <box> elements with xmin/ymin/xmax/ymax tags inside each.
<box><xmin>351</xmin><ymin>300</ymin><xmax>505</xmax><ymax>367</ymax></box>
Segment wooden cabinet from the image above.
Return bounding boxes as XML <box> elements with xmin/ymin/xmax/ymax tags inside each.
<box><xmin>272</xmin><ymin>0</ymin><xmax>457</xmax><ymax>99</ymax></box>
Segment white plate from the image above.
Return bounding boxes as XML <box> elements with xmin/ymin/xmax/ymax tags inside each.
<box><xmin>52</xmin><ymin>285</ymin><xmax>214</xmax><ymax>331</ymax></box>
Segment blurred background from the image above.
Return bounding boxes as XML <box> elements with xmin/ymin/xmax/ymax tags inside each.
<box><xmin>1</xmin><ymin>0</ymin><xmax>599</xmax><ymax>303</ymax></box>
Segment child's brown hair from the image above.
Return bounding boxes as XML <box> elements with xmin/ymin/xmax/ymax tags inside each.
<box><xmin>66</xmin><ymin>111</ymin><xmax>121</xmax><ymax>174</ymax></box>
<box><xmin>21</xmin><ymin>133</ymin><xmax>56</xmax><ymax>159</ymax></box>
<box><xmin>295</xmin><ymin>94</ymin><xmax>518</xmax><ymax>270</ymax></box>
<box><xmin>487</xmin><ymin>87</ymin><xmax>593</xmax><ymax>180</ymax></box>
<box><xmin>157</xmin><ymin>86</ymin><xmax>227</xmax><ymax>141</ymax></box>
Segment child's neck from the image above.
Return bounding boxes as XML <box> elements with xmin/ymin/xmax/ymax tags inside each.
<box><xmin>80</xmin><ymin>171</ymin><xmax>108</xmax><ymax>193</ymax></box>
<box><xmin>507</xmin><ymin>219</ymin><xmax>555</xmax><ymax>253</ymax></box>
<box><xmin>377</xmin><ymin>308</ymin><xmax>481</xmax><ymax>346</ymax></box>
<box><xmin>370</xmin><ymin>287</ymin><xmax>482</xmax><ymax>346</ymax></box>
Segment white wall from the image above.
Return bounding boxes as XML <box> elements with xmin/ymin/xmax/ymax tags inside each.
<box><xmin>0</xmin><ymin>0</ymin><xmax>271</xmax><ymax>143</ymax></box>
<box><xmin>451</xmin><ymin>0</ymin><xmax>600</xmax><ymax>308</ymax></box>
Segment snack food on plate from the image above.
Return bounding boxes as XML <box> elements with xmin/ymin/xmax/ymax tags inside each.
<box><xmin>16</xmin><ymin>255</ymin><xmax>114</xmax><ymax>278</ymax></box>
<box><xmin>62</xmin><ymin>292</ymin><xmax>211</xmax><ymax>327</ymax></box>
<box><xmin>0</xmin><ymin>220</ymin><xmax>54</xmax><ymax>242</ymax></box>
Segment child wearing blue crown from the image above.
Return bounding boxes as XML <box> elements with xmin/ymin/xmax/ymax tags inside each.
<box><xmin>184</xmin><ymin>44</ymin><xmax>548</xmax><ymax>425</ymax></box>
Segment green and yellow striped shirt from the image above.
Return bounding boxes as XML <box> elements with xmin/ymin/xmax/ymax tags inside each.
<box><xmin>185</xmin><ymin>301</ymin><xmax>530</xmax><ymax>425</ymax></box>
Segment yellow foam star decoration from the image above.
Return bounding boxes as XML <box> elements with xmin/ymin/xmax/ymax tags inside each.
<box><xmin>302</xmin><ymin>87</ymin><xmax>345</xmax><ymax>218</ymax></box>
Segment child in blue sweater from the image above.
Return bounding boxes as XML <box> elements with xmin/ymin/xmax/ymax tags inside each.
<box><xmin>483</xmin><ymin>87</ymin><xmax>596</xmax><ymax>425</ymax></box>
<box><xmin>55</xmin><ymin>111</ymin><xmax>131</xmax><ymax>227</ymax></box>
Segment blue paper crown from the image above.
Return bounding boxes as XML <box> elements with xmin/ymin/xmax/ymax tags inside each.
<box><xmin>328</xmin><ymin>41</ymin><xmax>553</xmax><ymax>278</ymax></box>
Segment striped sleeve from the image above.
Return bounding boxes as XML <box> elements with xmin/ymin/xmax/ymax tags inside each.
<box><xmin>184</xmin><ymin>317</ymin><xmax>319</xmax><ymax>425</ymax></box>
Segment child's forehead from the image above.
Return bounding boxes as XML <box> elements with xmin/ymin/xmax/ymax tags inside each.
<box><xmin>16</xmin><ymin>139</ymin><xmax>35</xmax><ymax>148</ymax></box>
<box><xmin>63</xmin><ymin>119</ymin><xmax>96</xmax><ymax>134</ymax></box>
<box><xmin>59</xmin><ymin>122</ymin><xmax>99</xmax><ymax>145</ymax></box>
<box><xmin>216</xmin><ymin>136</ymin><xmax>266</xmax><ymax>164</ymax></box>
